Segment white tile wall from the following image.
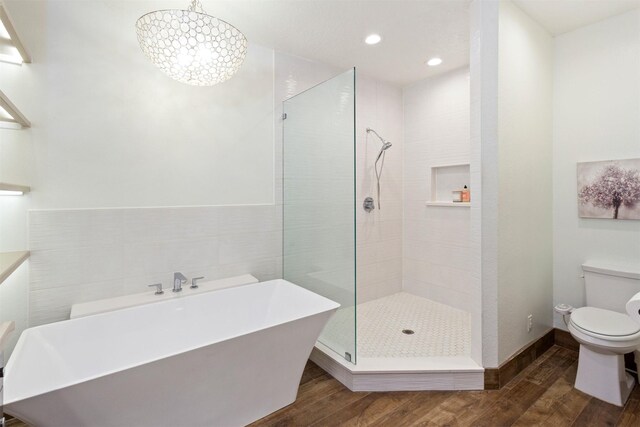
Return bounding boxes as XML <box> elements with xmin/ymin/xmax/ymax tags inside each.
<box><xmin>356</xmin><ymin>74</ymin><xmax>404</xmax><ymax>304</ymax></box>
<box><xmin>28</xmin><ymin>205</ymin><xmax>282</xmax><ymax>326</ymax></box>
<box><xmin>402</xmin><ymin>68</ymin><xmax>474</xmax><ymax>314</ymax></box>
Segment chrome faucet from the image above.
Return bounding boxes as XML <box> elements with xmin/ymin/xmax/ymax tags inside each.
<box><xmin>173</xmin><ymin>272</ymin><xmax>187</xmax><ymax>292</ymax></box>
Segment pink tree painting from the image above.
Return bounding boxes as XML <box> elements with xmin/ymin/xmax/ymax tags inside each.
<box><xmin>578</xmin><ymin>159</ymin><xmax>640</xmax><ymax>220</ymax></box>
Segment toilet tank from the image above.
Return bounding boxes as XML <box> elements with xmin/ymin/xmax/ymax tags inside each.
<box><xmin>583</xmin><ymin>262</ymin><xmax>640</xmax><ymax>313</ymax></box>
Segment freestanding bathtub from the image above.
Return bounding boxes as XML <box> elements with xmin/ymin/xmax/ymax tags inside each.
<box><xmin>4</xmin><ymin>279</ymin><xmax>339</xmax><ymax>427</ymax></box>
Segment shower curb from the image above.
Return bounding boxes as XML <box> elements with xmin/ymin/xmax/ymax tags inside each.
<box><xmin>310</xmin><ymin>344</ymin><xmax>484</xmax><ymax>392</ymax></box>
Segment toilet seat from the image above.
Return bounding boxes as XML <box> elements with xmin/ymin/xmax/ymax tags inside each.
<box><xmin>570</xmin><ymin>307</ymin><xmax>640</xmax><ymax>341</ymax></box>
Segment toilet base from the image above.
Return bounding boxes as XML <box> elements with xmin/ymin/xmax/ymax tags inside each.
<box><xmin>575</xmin><ymin>344</ymin><xmax>635</xmax><ymax>407</ymax></box>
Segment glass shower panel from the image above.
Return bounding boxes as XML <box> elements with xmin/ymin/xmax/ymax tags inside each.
<box><xmin>283</xmin><ymin>68</ymin><xmax>356</xmax><ymax>363</ymax></box>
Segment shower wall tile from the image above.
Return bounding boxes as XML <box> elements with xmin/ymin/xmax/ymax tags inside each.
<box><xmin>28</xmin><ymin>205</ymin><xmax>282</xmax><ymax>326</ymax></box>
<box><xmin>403</xmin><ymin>277</ymin><xmax>477</xmax><ymax>314</ymax></box>
<box><xmin>219</xmin><ymin>230</ymin><xmax>281</xmax><ymax>265</ymax></box>
<box><xmin>30</xmin><ymin>244</ymin><xmax>124</xmax><ymax>291</ymax></box>
<box><xmin>403</xmin><ymin>67</ymin><xmax>475</xmax><ymax>313</ymax></box>
<box><xmin>29</xmin><ymin>209</ymin><xmax>124</xmax><ymax>250</ymax></box>
<box><xmin>273</xmin><ymin>53</ymin><xmax>400</xmax><ymax>308</ymax></box>
<box><xmin>355</xmin><ymin>73</ymin><xmax>404</xmax><ymax>304</ymax></box>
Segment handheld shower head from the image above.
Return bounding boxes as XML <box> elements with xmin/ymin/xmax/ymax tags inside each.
<box><xmin>367</xmin><ymin>127</ymin><xmax>390</xmax><ymax>144</ymax></box>
<box><xmin>366</xmin><ymin>127</ymin><xmax>393</xmax><ymax>210</ymax></box>
<box><xmin>375</xmin><ymin>142</ymin><xmax>392</xmax><ymax>162</ymax></box>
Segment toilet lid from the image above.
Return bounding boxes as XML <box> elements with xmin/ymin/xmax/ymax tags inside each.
<box><xmin>571</xmin><ymin>307</ymin><xmax>640</xmax><ymax>337</ymax></box>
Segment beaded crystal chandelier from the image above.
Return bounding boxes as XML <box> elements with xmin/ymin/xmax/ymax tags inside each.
<box><xmin>135</xmin><ymin>0</ymin><xmax>248</xmax><ymax>86</ymax></box>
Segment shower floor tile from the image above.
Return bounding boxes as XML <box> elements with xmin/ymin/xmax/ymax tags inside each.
<box><xmin>322</xmin><ymin>292</ymin><xmax>471</xmax><ymax>359</ymax></box>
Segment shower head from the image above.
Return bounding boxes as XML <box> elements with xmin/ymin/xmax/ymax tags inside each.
<box><xmin>375</xmin><ymin>142</ymin><xmax>392</xmax><ymax>163</ymax></box>
<box><xmin>366</xmin><ymin>128</ymin><xmax>392</xmax><ymax>149</ymax></box>
<box><xmin>366</xmin><ymin>128</ymin><xmax>392</xmax><ymax>211</ymax></box>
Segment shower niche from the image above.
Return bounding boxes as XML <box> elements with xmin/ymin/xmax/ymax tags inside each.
<box><xmin>427</xmin><ymin>163</ymin><xmax>471</xmax><ymax>207</ymax></box>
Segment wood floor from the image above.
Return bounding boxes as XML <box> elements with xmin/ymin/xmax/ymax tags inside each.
<box><xmin>7</xmin><ymin>345</ymin><xmax>640</xmax><ymax>426</ymax></box>
<box><xmin>250</xmin><ymin>345</ymin><xmax>640</xmax><ymax>427</ymax></box>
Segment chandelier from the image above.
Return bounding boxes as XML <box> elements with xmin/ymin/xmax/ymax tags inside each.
<box><xmin>135</xmin><ymin>0</ymin><xmax>248</xmax><ymax>86</ymax></box>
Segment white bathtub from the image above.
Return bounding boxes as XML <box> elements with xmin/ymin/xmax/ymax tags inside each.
<box><xmin>4</xmin><ymin>279</ymin><xmax>339</xmax><ymax>427</ymax></box>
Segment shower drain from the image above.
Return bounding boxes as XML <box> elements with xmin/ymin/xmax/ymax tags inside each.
<box><xmin>402</xmin><ymin>329</ymin><xmax>415</xmax><ymax>335</ymax></box>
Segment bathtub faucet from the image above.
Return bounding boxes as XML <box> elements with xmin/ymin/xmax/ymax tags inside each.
<box><xmin>173</xmin><ymin>272</ymin><xmax>188</xmax><ymax>292</ymax></box>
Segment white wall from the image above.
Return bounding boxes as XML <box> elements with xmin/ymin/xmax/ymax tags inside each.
<box><xmin>0</xmin><ymin>0</ymin><xmax>281</xmax><ymax>333</ymax></box>
<box><xmin>0</xmin><ymin>126</ymin><xmax>31</xmax><ymax>354</ymax></box>
<box><xmin>0</xmin><ymin>262</ymin><xmax>28</xmax><ymax>354</ymax></box>
<box><xmin>2</xmin><ymin>0</ymin><xmax>376</xmax><ymax>327</ymax></box>
<box><xmin>0</xmin><ymin>9</ymin><xmax>34</xmax><ymax>355</ymax></box>
<box><xmin>496</xmin><ymin>1</ymin><xmax>554</xmax><ymax>363</ymax></box>
<box><xmin>23</xmin><ymin>48</ymin><xmax>362</xmax><ymax>327</ymax></box>
<box><xmin>24</xmin><ymin>49</ymin><xmax>347</xmax><ymax>327</ymax></box>
<box><xmin>403</xmin><ymin>67</ymin><xmax>472</xmax><ymax>313</ymax></box>
<box><xmin>470</xmin><ymin>0</ymin><xmax>499</xmax><ymax>367</ymax></box>
<box><xmin>553</xmin><ymin>9</ymin><xmax>640</xmax><ymax>328</ymax></box>
<box><xmin>0</xmin><ymin>127</ymin><xmax>31</xmax><ymax>251</ymax></box>
<box><xmin>5</xmin><ymin>0</ymin><xmax>275</xmax><ymax>209</ymax></box>
<box><xmin>3</xmin><ymin>0</ymin><xmax>406</xmax><ymax>330</ymax></box>
<box><xmin>471</xmin><ymin>0</ymin><xmax>554</xmax><ymax>367</ymax></box>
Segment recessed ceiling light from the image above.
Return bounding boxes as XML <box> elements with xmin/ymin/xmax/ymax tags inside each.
<box><xmin>427</xmin><ymin>57</ymin><xmax>443</xmax><ymax>67</ymax></box>
<box><xmin>365</xmin><ymin>34</ymin><xmax>382</xmax><ymax>45</ymax></box>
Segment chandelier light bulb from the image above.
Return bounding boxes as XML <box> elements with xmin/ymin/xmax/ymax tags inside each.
<box><xmin>365</xmin><ymin>34</ymin><xmax>382</xmax><ymax>45</ymax></box>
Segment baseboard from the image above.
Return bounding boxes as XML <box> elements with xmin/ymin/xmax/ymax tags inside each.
<box><xmin>485</xmin><ymin>326</ymin><xmax>640</xmax><ymax>390</ymax></box>
<box><xmin>484</xmin><ymin>329</ymin><xmax>555</xmax><ymax>390</ymax></box>
<box><xmin>553</xmin><ymin>328</ymin><xmax>579</xmax><ymax>352</ymax></box>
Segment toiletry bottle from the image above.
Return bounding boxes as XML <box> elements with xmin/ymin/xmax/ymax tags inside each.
<box><xmin>461</xmin><ymin>185</ymin><xmax>470</xmax><ymax>202</ymax></box>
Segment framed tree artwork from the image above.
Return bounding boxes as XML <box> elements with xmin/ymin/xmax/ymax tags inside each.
<box><xmin>577</xmin><ymin>158</ymin><xmax>640</xmax><ymax>220</ymax></box>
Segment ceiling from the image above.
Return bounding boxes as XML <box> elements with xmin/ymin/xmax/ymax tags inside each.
<box><xmin>92</xmin><ymin>1</ymin><xmax>640</xmax><ymax>87</ymax></box>
<box><xmin>120</xmin><ymin>0</ymin><xmax>472</xmax><ymax>87</ymax></box>
<box><xmin>514</xmin><ymin>0</ymin><xmax>640</xmax><ymax>35</ymax></box>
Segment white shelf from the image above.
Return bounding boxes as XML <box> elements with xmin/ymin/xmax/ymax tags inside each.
<box><xmin>0</xmin><ymin>1</ymin><xmax>31</xmax><ymax>64</ymax></box>
<box><xmin>425</xmin><ymin>201</ymin><xmax>471</xmax><ymax>207</ymax></box>
<box><xmin>0</xmin><ymin>250</ymin><xmax>29</xmax><ymax>285</ymax></box>
<box><xmin>0</xmin><ymin>89</ymin><xmax>30</xmax><ymax>128</ymax></box>
<box><xmin>0</xmin><ymin>182</ymin><xmax>30</xmax><ymax>195</ymax></box>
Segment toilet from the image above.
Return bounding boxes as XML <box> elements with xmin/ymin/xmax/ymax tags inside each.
<box><xmin>567</xmin><ymin>262</ymin><xmax>640</xmax><ymax>407</ymax></box>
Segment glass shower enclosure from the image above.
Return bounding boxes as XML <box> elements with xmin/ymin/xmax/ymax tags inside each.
<box><xmin>282</xmin><ymin>68</ymin><xmax>357</xmax><ymax>363</ymax></box>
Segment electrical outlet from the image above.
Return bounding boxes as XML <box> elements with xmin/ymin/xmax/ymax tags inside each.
<box><xmin>527</xmin><ymin>314</ymin><xmax>533</xmax><ymax>333</ymax></box>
